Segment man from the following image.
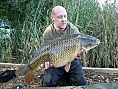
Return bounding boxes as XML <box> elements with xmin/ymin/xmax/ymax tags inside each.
<box><xmin>41</xmin><ymin>5</ymin><xmax>87</xmax><ymax>87</ymax></box>
<box><xmin>0</xmin><ymin>5</ymin><xmax>87</xmax><ymax>87</ymax></box>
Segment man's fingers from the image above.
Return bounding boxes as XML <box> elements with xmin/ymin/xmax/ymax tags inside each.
<box><xmin>47</xmin><ymin>61</ymin><xmax>50</xmax><ymax>68</ymax></box>
<box><xmin>45</xmin><ymin>62</ymin><xmax>49</xmax><ymax>69</ymax></box>
<box><xmin>40</xmin><ymin>62</ymin><xmax>53</xmax><ymax>69</ymax></box>
<box><xmin>85</xmin><ymin>50</ymin><xmax>88</xmax><ymax>54</ymax></box>
<box><xmin>50</xmin><ymin>64</ymin><xmax>53</xmax><ymax>67</ymax></box>
<box><xmin>77</xmin><ymin>50</ymin><xmax>83</xmax><ymax>57</ymax></box>
<box><xmin>45</xmin><ymin>61</ymin><xmax>52</xmax><ymax>69</ymax></box>
<box><xmin>40</xmin><ymin>64</ymin><xmax>44</xmax><ymax>68</ymax></box>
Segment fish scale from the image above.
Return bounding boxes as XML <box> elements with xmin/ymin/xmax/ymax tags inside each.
<box><xmin>30</xmin><ymin>35</ymin><xmax>78</xmax><ymax>68</ymax></box>
<box><xmin>16</xmin><ymin>33</ymin><xmax>100</xmax><ymax>84</ymax></box>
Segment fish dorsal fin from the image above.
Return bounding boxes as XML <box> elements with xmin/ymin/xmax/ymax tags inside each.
<box><xmin>64</xmin><ymin>62</ymin><xmax>71</xmax><ymax>72</ymax></box>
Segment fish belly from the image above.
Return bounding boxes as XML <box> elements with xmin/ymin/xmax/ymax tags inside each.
<box><xmin>49</xmin><ymin>45</ymin><xmax>80</xmax><ymax>67</ymax></box>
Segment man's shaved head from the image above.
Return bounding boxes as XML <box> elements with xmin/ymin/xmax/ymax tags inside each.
<box><xmin>51</xmin><ymin>6</ymin><xmax>67</xmax><ymax>15</ymax></box>
<box><xmin>51</xmin><ymin>6</ymin><xmax>67</xmax><ymax>32</ymax></box>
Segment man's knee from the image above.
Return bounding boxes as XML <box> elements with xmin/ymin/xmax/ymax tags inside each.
<box><xmin>42</xmin><ymin>67</ymin><xmax>62</xmax><ymax>87</ymax></box>
<box><xmin>42</xmin><ymin>72</ymin><xmax>57</xmax><ymax>86</ymax></box>
<box><xmin>42</xmin><ymin>79</ymin><xmax>56</xmax><ymax>87</ymax></box>
<box><xmin>73</xmin><ymin>58</ymin><xmax>82</xmax><ymax>65</ymax></box>
<box><xmin>70</xmin><ymin>59</ymin><xmax>87</xmax><ymax>86</ymax></box>
<box><xmin>71</xmin><ymin>75</ymin><xmax>87</xmax><ymax>86</ymax></box>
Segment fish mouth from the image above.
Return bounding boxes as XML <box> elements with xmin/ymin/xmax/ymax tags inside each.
<box><xmin>98</xmin><ymin>40</ymin><xmax>100</xmax><ymax>45</ymax></box>
<box><xmin>96</xmin><ymin>39</ymin><xmax>100</xmax><ymax>45</ymax></box>
<box><xmin>82</xmin><ymin>45</ymin><xmax>97</xmax><ymax>51</ymax></box>
<box><xmin>82</xmin><ymin>39</ymin><xmax>100</xmax><ymax>51</ymax></box>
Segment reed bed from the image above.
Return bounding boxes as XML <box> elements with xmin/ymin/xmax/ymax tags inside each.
<box><xmin>0</xmin><ymin>0</ymin><xmax>118</xmax><ymax>68</ymax></box>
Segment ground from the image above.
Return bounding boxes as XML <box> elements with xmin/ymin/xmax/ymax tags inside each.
<box><xmin>0</xmin><ymin>66</ymin><xmax>118</xmax><ymax>89</ymax></box>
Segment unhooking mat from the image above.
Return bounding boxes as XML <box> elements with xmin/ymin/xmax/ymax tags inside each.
<box><xmin>11</xmin><ymin>83</ymin><xmax>118</xmax><ymax>89</ymax></box>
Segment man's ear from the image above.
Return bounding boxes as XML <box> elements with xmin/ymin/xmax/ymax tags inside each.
<box><xmin>51</xmin><ymin>15</ymin><xmax>54</xmax><ymax>21</ymax></box>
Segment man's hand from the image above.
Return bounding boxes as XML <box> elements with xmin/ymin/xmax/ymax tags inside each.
<box><xmin>77</xmin><ymin>49</ymin><xmax>87</xmax><ymax>58</ymax></box>
<box><xmin>40</xmin><ymin>61</ymin><xmax>53</xmax><ymax>69</ymax></box>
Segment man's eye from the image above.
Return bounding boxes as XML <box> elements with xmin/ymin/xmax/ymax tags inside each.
<box><xmin>57</xmin><ymin>16</ymin><xmax>62</xmax><ymax>18</ymax></box>
<box><xmin>64</xmin><ymin>15</ymin><xmax>67</xmax><ymax>18</ymax></box>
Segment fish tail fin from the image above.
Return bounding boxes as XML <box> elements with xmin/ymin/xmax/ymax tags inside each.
<box><xmin>15</xmin><ymin>64</ymin><xmax>29</xmax><ymax>76</ymax></box>
<box><xmin>16</xmin><ymin>64</ymin><xmax>35</xmax><ymax>85</ymax></box>
<box><xmin>24</xmin><ymin>70</ymin><xmax>35</xmax><ymax>85</ymax></box>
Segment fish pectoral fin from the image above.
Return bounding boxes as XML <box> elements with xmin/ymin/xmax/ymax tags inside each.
<box><xmin>64</xmin><ymin>62</ymin><xmax>71</xmax><ymax>72</ymax></box>
<box><xmin>24</xmin><ymin>70</ymin><xmax>35</xmax><ymax>85</ymax></box>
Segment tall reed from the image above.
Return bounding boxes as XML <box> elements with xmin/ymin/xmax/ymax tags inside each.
<box><xmin>0</xmin><ymin>0</ymin><xmax>117</xmax><ymax>68</ymax></box>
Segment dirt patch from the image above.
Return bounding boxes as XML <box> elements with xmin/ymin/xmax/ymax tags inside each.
<box><xmin>0</xmin><ymin>66</ymin><xmax>118</xmax><ymax>89</ymax></box>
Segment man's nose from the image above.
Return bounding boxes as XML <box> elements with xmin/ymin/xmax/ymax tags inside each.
<box><xmin>62</xmin><ymin>16</ymin><xmax>66</xmax><ymax>21</ymax></box>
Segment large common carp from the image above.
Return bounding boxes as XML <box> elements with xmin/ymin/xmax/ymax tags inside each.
<box><xmin>16</xmin><ymin>33</ymin><xmax>100</xmax><ymax>84</ymax></box>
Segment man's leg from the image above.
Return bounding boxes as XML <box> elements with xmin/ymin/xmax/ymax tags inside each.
<box><xmin>68</xmin><ymin>58</ymin><xmax>87</xmax><ymax>86</ymax></box>
<box><xmin>42</xmin><ymin>66</ymin><xmax>65</xmax><ymax>87</ymax></box>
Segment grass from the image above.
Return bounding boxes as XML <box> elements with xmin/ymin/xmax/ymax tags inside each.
<box><xmin>0</xmin><ymin>0</ymin><xmax>118</xmax><ymax>68</ymax></box>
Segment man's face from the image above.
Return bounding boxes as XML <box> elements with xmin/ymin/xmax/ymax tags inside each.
<box><xmin>51</xmin><ymin>8</ymin><xmax>67</xmax><ymax>31</ymax></box>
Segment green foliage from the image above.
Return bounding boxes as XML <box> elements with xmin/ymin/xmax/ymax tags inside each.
<box><xmin>0</xmin><ymin>0</ymin><xmax>118</xmax><ymax>68</ymax></box>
